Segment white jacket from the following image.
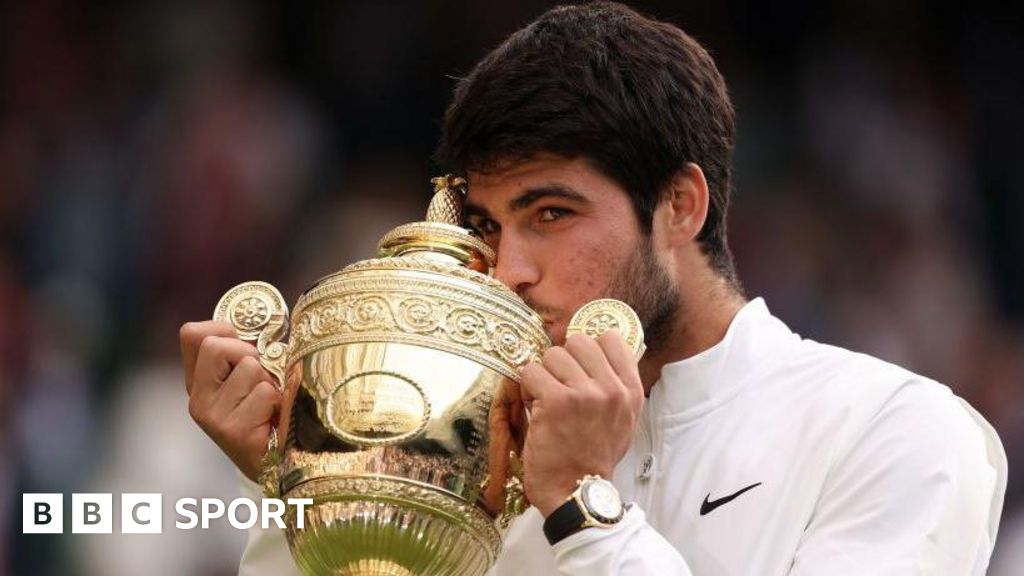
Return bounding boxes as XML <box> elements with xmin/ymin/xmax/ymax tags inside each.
<box><xmin>239</xmin><ymin>298</ymin><xmax>1007</xmax><ymax>575</ymax></box>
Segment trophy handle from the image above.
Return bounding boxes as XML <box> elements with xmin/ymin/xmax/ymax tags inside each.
<box><xmin>212</xmin><ymin>281</ymin><xmax>290</xmax><ymax>386</ymax></box>
<box><xmin>213</xmin><ymin>281</ymin><xmax>290</xmax><ymax>498</ymax></box>
<box><xmin>566</xmin><ymin>298</ymin><xmax>646</xmax><ymax>360</ymax></box>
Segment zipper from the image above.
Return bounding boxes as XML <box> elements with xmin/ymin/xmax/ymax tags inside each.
<box><xmin>634</xmin><ymin>403</ymin><xmax>657</xmax><ymax>513</ymax></box>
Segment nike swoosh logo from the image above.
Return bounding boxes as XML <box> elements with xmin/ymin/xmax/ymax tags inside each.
<box><xmin>700</xmin><ymin>482</ymin><xmax>762</xmax><ymax>516</ymax></box>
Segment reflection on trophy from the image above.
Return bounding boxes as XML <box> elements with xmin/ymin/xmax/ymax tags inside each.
<box><xmin>212</xmin><ymin>176</ymin><xmax>644</xmax><ymax>576</ymax></box>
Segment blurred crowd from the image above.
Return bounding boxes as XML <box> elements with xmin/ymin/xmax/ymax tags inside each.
<box><xmin>0</xmin><ymin>1</ymin><xmax>1020</xmax><ymax>574</ymax></box>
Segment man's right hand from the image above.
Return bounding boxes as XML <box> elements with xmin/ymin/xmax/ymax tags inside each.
<box><xmin>179</xmin><ymin>321</ymin><xmax>282</xmax><ymax>482</ymax></box>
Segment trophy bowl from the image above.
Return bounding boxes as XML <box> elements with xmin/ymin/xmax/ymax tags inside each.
<box><xmin>212</xmin><ymin>176</ymin><xmax>643</xmax><ymax>576</ymax></box>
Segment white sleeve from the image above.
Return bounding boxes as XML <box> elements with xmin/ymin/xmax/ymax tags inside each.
<box><xmin>551</xmin><ymin>505</ymin><xmax>694</xmax><ymax>575</ymax></box>
<box><xmin>237</xmin><ymin>475</ymin><xmax>301</xmax><ymax>576</ymax></box>
<box><xmin>790</xmin><ymin>380</ymin><xmax>1007</xmax><ymax>575</ymax></box>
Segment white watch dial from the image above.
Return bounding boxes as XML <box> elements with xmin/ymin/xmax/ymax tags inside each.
<box><xmin>582</xmin><ymin>478</ymin><xmax>623</xmax><ymax>522</ymax></box>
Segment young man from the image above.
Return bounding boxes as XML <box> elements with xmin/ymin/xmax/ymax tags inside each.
<box><xmin>180</xmin><ymin>2</ymin><xmax>1006</xmax><ymax>574</ymax></box>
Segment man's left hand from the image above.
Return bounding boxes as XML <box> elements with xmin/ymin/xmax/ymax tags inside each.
<box><xmin>519</xmin><ymin>330</ymin><xmax>645</xmax><ymax>517</ymax></box>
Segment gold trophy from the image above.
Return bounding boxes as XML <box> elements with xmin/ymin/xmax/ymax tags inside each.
<box><xmin>212</xmin><ymin>176</ymin><xmax>644</xmax><ymax>576</ymax></box>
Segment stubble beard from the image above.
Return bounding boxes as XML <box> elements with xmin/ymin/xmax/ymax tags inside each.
<box><xmin>604</xmin><ymin>235</ymin><xmax>680</xmax><ymax>358</ymax></box>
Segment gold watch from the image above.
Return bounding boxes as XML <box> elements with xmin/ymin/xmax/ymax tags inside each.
<box><xmin>542</xmin><ymin>475</ymin><xmax>625</xmax><ymax>545</ymax></box>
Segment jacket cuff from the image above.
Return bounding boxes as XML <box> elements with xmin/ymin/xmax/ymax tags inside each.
<box><xmin>551</xmin><ymin>504</ymin><xmax>646</xmax><ymax>562</ymax></box>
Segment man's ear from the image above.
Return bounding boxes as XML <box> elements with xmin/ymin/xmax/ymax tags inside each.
<box><xmin>656</xmin><ymin>163</ymin><xmax>709</xmax><ymax>248</ymax></box>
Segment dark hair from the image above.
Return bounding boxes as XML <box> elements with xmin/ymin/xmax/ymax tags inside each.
<box><xmin>436</xmin><ymin>1</ymin><xmax>739</xmax><ymax>284</ymax></box>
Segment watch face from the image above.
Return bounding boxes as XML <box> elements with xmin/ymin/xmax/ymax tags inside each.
<box><xmin>581</xmin><ymin>478</ymin><xmax>624</xmax><ymax>523</ymax></box>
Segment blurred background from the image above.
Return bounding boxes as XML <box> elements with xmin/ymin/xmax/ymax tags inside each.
<box><xmin>0</xmin><ymin>0</ymin><xmax>1021</xmax><ymax>574</ymax></box>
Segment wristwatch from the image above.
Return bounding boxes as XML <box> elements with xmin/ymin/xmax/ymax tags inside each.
<box><xmin>542</xmin><ymin>475</ymin><xmax>625</xmax><ymax>545</ymax></box>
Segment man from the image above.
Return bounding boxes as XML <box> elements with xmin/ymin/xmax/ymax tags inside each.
<box><xmin>179</xmin><ymin>2</ymin><xmax>1007</xmax><ymax>574</ymax></box>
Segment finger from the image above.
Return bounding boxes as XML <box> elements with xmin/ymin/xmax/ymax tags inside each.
<box><xmin>506</xmin><ymin>380</ymin><xmax>528</xmax><ymax>434</ymax></box>
<box><xmin>596</xmin><ymin>330</ymin><xmax>642</xmax><ymax>395</ymax></box>
<box><xmin>231</xmin><ymin>380</ymin><xmax>281</xmax><ymax>428</ymax></box>
<box><xmin>212</xmin><ymin>356</ymin><xmax>273</xmax><ymax>415</ymax></box>
<box><xmin>539</xmin><ymin>346</ymin><xmax>588</xmax><ymax>385</ymax></box>
<box><xmin>517</xmin><ymin>373</ymin><xmax>536</xmax><ymax>408</ymax></box>
<box><xmin>518</xmin><ymin>373</ymin><xmax>537</xmax><ymax>418</ymax></box>
<box><xmin>563</xmin><ymin>333</ymin><xmax>618</xmax><ymax>387</ymax></box>
<box><xmin>520</xmin><ymin>361</ymin><xmax>567</xmax><ymax>404</ymax></box>
<box><xmin>492</xmin><ymin>379</ymin><xmax>525</xmax><ymax>418</ymax></box>
<box><xmin>498</xmin><ymin>379</ymin><xmax>528</xmax><ymax>441</ymax></box>
<box><xmin>483</xmin><ymin>421</ymin><xmax>512</xmax><ymax>514</ymax></box>
<box><xmin>180</xmin><ymin>321</ymin><xmax>237</xmax><ymax>394</ymax></box>
<box><xmin>192</xmin><ymin>336</ymin><xmax>260</xmax><ymax>403</ymax></box>
<box><xmin>485</xmin><ymin>381</ymin><xmax>521</xmax><ymax>513</ymax></box>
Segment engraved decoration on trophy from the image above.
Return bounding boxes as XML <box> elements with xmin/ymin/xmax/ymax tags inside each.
<box><xmin>212</xmin><ymin>175</ymin><xmax>645</xmax><ymax>576</ymax></box>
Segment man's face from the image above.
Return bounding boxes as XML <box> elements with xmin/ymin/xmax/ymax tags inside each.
<box><xmin>466</xmin><ymin>154</ymin><xmax>679</xmax><ymax>346</ymax></box>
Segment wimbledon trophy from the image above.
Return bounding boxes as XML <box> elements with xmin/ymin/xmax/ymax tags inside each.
<box><xmin>212</xmin><ymin>176</ymin><xmax>644</xmax><ymax>576</ymax></box>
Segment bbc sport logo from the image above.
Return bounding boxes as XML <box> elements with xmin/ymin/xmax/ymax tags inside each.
<box><xmin>22</xmin><ymin>493</ymin><xmax>313</xmax><ymax>534</ymax></box>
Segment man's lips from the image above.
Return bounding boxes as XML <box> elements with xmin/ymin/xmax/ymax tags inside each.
<box><xmin>541</xmin><ymin>319</ymin><xmax>555</xmax><ymax>336</ymax></box>
<box><xmin>522</xmin><ymin>298</ymin><xmax>562</xmax><ymax>338</ymax></box>
<box><xmin>540</xmin><ymin>319</ymin><xmax>569</xmax><ymax>344</ymax></box>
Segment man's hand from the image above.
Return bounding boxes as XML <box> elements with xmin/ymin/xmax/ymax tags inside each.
<box><xmin>179</xmin><ymin>321</ymin><xmax>281</xmax><ymax>482</ymax></box>
<box><xmin>519</xmin><ymin>330</ymin><xmax>644</xmax><ymax>517</ymax></box>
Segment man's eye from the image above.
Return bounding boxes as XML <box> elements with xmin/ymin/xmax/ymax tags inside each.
<box><xmin>538</xmin><ymin>207</ymin><xmax>571</xmax><ymax>222</ymax></box>
<box><xmin>468</xmin><ymin>219</ymin><xmax>500</xmax><ymax>235</ymax></box>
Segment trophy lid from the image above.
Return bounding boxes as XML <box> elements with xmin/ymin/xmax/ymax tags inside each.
<box><xmin>289</xmin><ymin>175</ymin><xmax>549</xmax><ymax>381</ymax></box>
<box><xmin>377</xmin><ymin>175</ymin><xmax>495</xmax><ymax>273</ymax></box>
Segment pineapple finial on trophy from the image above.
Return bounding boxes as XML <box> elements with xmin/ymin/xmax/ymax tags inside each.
<box><xmin>426</xmin><ymin>174</ymin><xmax>468</xmax><ymax>226</ymax></box>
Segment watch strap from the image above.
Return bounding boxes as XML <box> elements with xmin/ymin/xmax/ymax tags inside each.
<box><xmin>542</xmin><ymin>497</ymin><xmax>587</xmax><ymax>545</ymax></box>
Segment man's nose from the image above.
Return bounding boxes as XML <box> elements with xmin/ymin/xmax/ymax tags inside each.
<box><xmin>491</xmin><ymin>233</ymin><xmax>540</xmax><ymax>295</ymax></box>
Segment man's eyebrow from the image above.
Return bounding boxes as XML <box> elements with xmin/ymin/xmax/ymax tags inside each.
<box><xmin>509</xmin><ymin>184</ymin><xmax>590</xmax><ymax>211</ymax></box>
<box><xmin>464</xmin><ymin>184</ymin><xmax>589</xmax><ymax>221</ymax></box>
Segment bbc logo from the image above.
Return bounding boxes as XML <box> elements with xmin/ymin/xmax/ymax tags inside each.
<box><xmin>23</xmin><ymin>493</ymin><xmax>162</xmax><ymax>534</ymax></box>
<box><xmin>24</xmin><ymin>493</ymin><xmax>312</xmax><ymax>533</ymax></box>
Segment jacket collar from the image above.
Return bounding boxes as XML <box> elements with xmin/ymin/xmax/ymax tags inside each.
<box><xmin>651</xmin><ymin>298</ymin><xmax>799</xmax><ymax>420</ymax></box>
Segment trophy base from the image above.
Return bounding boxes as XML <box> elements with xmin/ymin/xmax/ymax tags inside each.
<box><xmin>285</xmin><ymin>476</ymin><xmax>501</xmax><ymax>576</ymax></box>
